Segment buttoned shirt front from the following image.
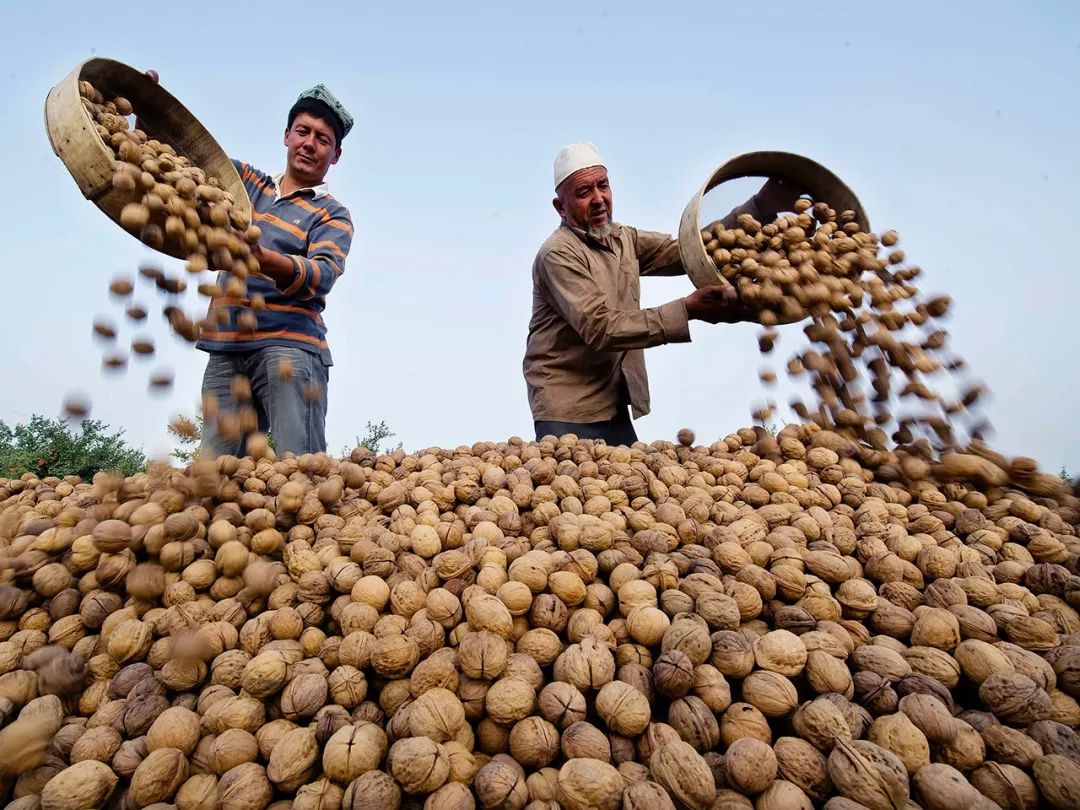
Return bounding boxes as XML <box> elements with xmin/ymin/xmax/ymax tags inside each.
<box><xmin>523</xmin><ymin>222</ymin><xmax>692</xmax><ymax>423</ymax></box>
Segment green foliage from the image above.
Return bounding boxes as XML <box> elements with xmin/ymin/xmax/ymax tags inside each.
<box><xmin>344</xmin><ymin>420</ymin><xmax>403</xmax><ymax>457</ymax></box>
<box><xmin>1061</xmin><ymin>466</ymin><xmax>1073</xmax><ymax>483</ymax></box>
<box><xmin>0</xmin><ymin>415</ymin><xmax>145</xmax><ymax>480</ymax></box>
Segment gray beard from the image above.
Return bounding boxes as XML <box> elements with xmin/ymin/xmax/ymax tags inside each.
<box><xmin>586</xmin><ymin>221</ymin><xmax>613</xmax><ymax>240</ymax></box>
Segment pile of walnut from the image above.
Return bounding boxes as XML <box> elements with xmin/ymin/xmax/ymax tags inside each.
<box><xmin>75</xmin><ymin>78</ymin><xmax>274</xmax><ymax>435</ymax></box>
<box><xmin>2</xmin><ymin>424</ymin><xmax>1080</xmax><ymax>810</ymax></box>
<box><xmin>701</xmin><ymin>202</ymin><xmax>985</xmax><ymax>452</ymax></box>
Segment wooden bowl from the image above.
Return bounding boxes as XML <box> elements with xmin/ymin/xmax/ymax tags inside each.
<box><xmin>44</xmin><ymin>57</ymin><xmax>250</xmax><ymax>260</ymax></box>
<box><xmin>678</xmin><ymin>151</ymin><xmax>869</xmax><ymax>290</ymax></box>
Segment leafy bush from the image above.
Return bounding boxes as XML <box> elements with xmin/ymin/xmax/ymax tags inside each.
<box><xmin>0</xmin><ymin>415</ymin><xmax>145</xmax><ymax>480</ymax></box>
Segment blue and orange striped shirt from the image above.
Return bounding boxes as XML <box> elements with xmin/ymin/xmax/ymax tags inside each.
<box><xmin>195</xmin><ymin>161</ymin><xmax>354</xmax><ymax>364</ymax></box>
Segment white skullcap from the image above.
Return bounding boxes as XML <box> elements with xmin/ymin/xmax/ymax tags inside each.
<box><xmin>554</xmin><ymin>142</ymin><xmax>605</xmax><ymax>190</ymax></box>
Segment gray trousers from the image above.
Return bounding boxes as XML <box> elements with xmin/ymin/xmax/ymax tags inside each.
<box><xmin>200</xmin><ymin>348</ymin><xmax>329</xmax><ymax>457</ymax></box>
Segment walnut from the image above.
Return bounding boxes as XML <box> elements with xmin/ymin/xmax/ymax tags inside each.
<box><xmin>175</xmin><ymin>772</ymin><xmax>221</xmax><ymax>810</ymax></box>
<box><xmin>653</xmin><ymin>650</ymin><xmax>694</xmax><ymax>699</ymax></box>
<box><xmin>508</xmin><ymin>716</ymin><xmax>560</xmax><ymax>769</ymax></box>
<box><xmin>898</xmin><ymin>694</ymin><xmax>959</xmax><ymax>745</ymax></box>
<box><xmin>594</xmin><ymin>680</ymin><xmax>650</xmax><ymax>737</ymax></box>
<box><xmin>561</xmin><ymin>721</ymin><xmax>611</xmax><ymax>762</ymax></box>
<box><xmin>281</xmin><ymin>672</ymin><xmax>328</xmax><ymax>721</ymax></box>
<box><xmin>240</xmin><ymin>651</ymin><xmax>290</xmax><ymax>698</ymax></box>
<box><xmin>774</xmin><ymin>736</ymin><xmax>832</xmax><ymax>803</ymax></box>
<box><xmin>39</xmin><ymin>760</ymin><xmax>119</xmax><ymax>810</ymax></box>
<box><xmin>913</xmin><ymin>763</ymin><xmax>991</xmax><ymax>810</ymax></box>
<box><xmin>791</xmin><ymin>697</ymin><xmax>853</xmax><ymax>753</ymax></box>
<box><xmin>724</xmin><ymin>737</ymin><xmax>777</xmax><ymax>795</ymax></box>
<box><xmin>556</xmin><ymin>758</ymin><xmax>623</xmax><ymax>810</ymax></box>
<box><xmin>341</xmin><ymin>769</ymin><xmax>402</xmax><ymax>810</ymax></box>
<box><xmin>868</xmin><ymin>712</ymin><xmax>930</xmax><ymax>774</ymax></box>
<box><xmin>459</xmin><ymin>631</ymin><xmax>508</xmax><ymax>680</ymax></box>
<box><xmin>935</xmin><ymin>721</ymin><xmax>987</xmax><ymax>773</ymax></box>
<box><xmin>969</xmin><ymin>762</ymin><xmax>1038</xmax><ymax>810</ymax></box>
<box><xmin>756</xmin><ymin>780</ymin><xmax>814</xmax><ymax>810</ymax></box>
<box><xmin>129</xmin><ymin>747</ymin><xmax>189</xmax><ymax>807</ymax></box>
<box><xmin>709</xmin><ymin>630</ymin><xmax>755</xmax><ymax>678</ymax></box>
<box><xmin>371</xmin><ymin>634</ymin><xmax>422</xmax><ymax>679</ymax></box>
<box><xmin>649</xmin><ymin>740</ymin><xmax>717</xmax><ymax>810</ymax></box>
<box><xmin>553</xmin><ymin>637</ymin><xmax>614</xmax><ymax>691</ymax></box>
<box><xmin>209</xmin><ymin>728</ymin><xmax>258</xmax><ymax>775</ymax></box>
<box><xmin>410</xmin><ymin>687</ymin><xmax>466</xmax><ymax>742</ymax></box>
<box><xmin>486</xmin><ymin>677</ymin><xmax>536</xmax><ymax>725</ymax></box>
<box><xmin>826</xmin><ymin>739</ymin><xmax>910</xmax><ymax>810</ymax></box>
<box><xmin>267</xmin><ymin>726</ymin><xmax>319</xmax><ymax>792</ymax></box>
<box><xmin>742</xmin><ymin>670</ymin><xmax>799</xmax><ymax>718</ymax></box>
<box><xmin>806</xmin><ymin>650</ymin><xmax>854</xmax><ymax>698</ymax></box>
<box><xmin>662</xmin><ymin>619</ymin><xmax>712</xmax><ymax>665</ymax></box>
<box><xmin>425</xmin><ymin>781</ymin><xmax>476</xmax><ymax>810</ymax></box>
<box><xmin>474</xmin><ymin>758</ymin><xmax>528</xmax><ymax>810</ymax></box>
<box><xmin>668</xmin><ymin>695</ymin><xmax>720</xmax><ymax>752</ymax></box>
<box><xmin>979</xmin><ymin>671</ymin><xmax>1051</xmax><ymax>725</ymax></box>
<box><xmin>1033</xmin><ymin>754</ymin><xmax>1080</xmax><ymax>810</ymax></box>
<box><xmin>295</xmin><ymin>777</ymin><xmax>346</xmax><ymax>810</ymax></box>
<box><xmin>146</xmin><ymin>706</ymin><xmax>201</xmax><ymax>756</ymax></box>
<box><xmin>753</xmin><ymin>629</ymin><xmax>808</xmax><ymax>676</ymax></box>
<box><xmin>388</xmin><ymin>736</ymin><xmax>450</xmax><ymax>794</ymax></box>
<box><xmin>691</xmin><ymin>663</ymin><xmax>731</xmax><ymax>713</ymax></box>
<box><xmin>622</xmin><ymin>780</ymin><xmax>677</xmax><ymax>810</ymax></box>
<box><xmin>721</xmin><ymin>702</ymin><xmax>772</xmax><ymax>746</ymax></box>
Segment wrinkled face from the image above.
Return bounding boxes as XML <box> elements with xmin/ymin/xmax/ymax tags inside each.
<box><xmin>284</xmin><ymin>112</ymin><xmax>341</xmax><ymax>183</ymax></box>
<box><xmin>554</xmin><ymin>166</ymin><xmax>612</xmax><ymax>235</ymax></box>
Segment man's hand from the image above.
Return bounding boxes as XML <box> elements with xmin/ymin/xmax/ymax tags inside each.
<box><xmin>684</xmin><ymin>284</ymin><xmax>748</xmax><ymax>324</ymax></box>
<box><xmin>753</xmin><ymin>176</ymin><xmax>808</xmax><ymax>221</ymax></box>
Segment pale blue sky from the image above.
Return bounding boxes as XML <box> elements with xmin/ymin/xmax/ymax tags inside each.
<box><xmin>2</xmin><ymin>1</ymin><xmax>1078</xmax><ymax>471</ymax></box>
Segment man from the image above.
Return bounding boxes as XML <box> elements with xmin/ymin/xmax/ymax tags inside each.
<box><xmin>523</xmin><ymin>142</ymin><xmax>800</xmax><ymax>445</ymax></box>
<box><xmin>143</xmin><ymin>74</ymin><xmax>354</xmax><ymax>457</ymax></box>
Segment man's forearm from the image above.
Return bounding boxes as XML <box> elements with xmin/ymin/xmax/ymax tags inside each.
<box><xmin>254</xmin><ymin>248</ymin><xmax>298</xmax><ymax>292</ymax></box>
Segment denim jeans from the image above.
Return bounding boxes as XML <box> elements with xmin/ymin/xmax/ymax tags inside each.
<box><xmin>534</xmin><ymin>403</ymin><xmax>638</xmax><ymax>446</ymax></box>
<box><xmin>200</xmin><ymin>348</ymin><xmax>330</xmax><ymax>458</ymax></box>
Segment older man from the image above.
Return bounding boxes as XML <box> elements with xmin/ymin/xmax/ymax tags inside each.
<box><xmin>523</xmin><ymin>142</ymin><xmax>800</xmax><ymax>445</ymax></box>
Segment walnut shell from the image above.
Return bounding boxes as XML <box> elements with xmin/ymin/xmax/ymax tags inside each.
<box><xmin>650</xmin><ymin>740</ymin><xmax>717</xmax><ymax>810</ymax></box>
<box><xmin>898</xmin><ymin>694</ymin><xmax>959</xmax><ymax>745</ymax></box>
<box><xmin>425</xmin><ymin>781</ymin><xmax>476</xmax><ymax>810</ymax></box>
<box><xmin>743</xmin><ymin>670</ymin><xmax>799</xmax><ymax>718</ymax></box>
<box><xmin>774</xmin><ymin>736</ymin><xmax>832</xmax><ymax>803</ymax></box>
<box><xmin>868</xmin><ymin>712</ymin><xmax>930</xmax><ymax>774</ymax></box>
<box><xmin>410</xmin><ymin>687</ymin><xmax>466</xmax><ymax>743</ymax></box>
<box><xmin>595</xmin><ymin>680</ymin><xmax>651</xmax><ymax>737</ymax></box>
<box><xmin>979</xmin><ymin>671</ymin><xmax>1051</xmax><ymax>725</ymax></box>
<box><xmin>146</xmin><ymin>706</ymin><xmax>201</xmax><ymax>756</ymax></box>
<box><xmin>129</xmin><ymin>747</ymin><xmax>189</xmax><ymax>806</ymax></box>
<box><xmin>826</xmin><ymin>739</ymin><xmax>910</xmax><ymax>810</ymax></box>
<box><xmin>388</xmin><ymin>736</ymin><xmax>450</xmax><ymax>794</ymax></box>
<box><xmin>323</xmin><ymin>722</ymin><xmax>388</xmax><ymax>784</ymax></box>
<box><xmin>556</xmin><ymin>758</ymin><xmax>623</xmax><ymax>810</ymax></box>
<box><xmin>724</xmin><ymin>737</ymin><xmax>777</xmax><ymax>795</ymax></box>
<box><xmin>342</xmin><ymin>770</ymin><xmax>402</xmax><ymax>810</ymax></box>
<box><xmin>1033</xmin><ymin>754</ymin><xmax>1080</xmax><ymax>810</ymax></box>
<box><xmin>622</xmin><ymin>780</ymin><xmax>677</xmax><ymax>810</ymax></box>
<box><xmin>912</xmin><ymin>762</ymin><xmax>990</xmax><ymax>810</ymax></box>
<box><xmin>969</xmin><ymin>762</ymin><xmax>1038</xmax><ymax>810</ymax></box>
<box><xmin>509</xmin><ymin>716</ymin><xmax>560</xmax><ymax>769</ymax></box>
<box><xmin>266</xmin><ymin>726</ymin><xmax>319</xmax><ymax>792</ymax></box>
<box><xmin>528</xmin><ymin>679</ymin><xmax>584</xmax><ymax>729</ymax></box>
<box><xmin>40</xmin><ymin>760</ymin><xmax>119</xmax><ymax>810</ymax></box>
<box><xmin>754</xmin><ymin>629</ymin><xmax>808</xmax><ymax>676</ymax></box>
<box><xmin>473</xmin><ymin>759</ymin><xmax>528</xmax><ymax>810</ymax></box>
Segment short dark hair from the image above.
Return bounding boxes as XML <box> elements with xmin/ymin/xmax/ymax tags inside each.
<box><xmin>287</xmin><ymin>98</ymin><xmax>345</xmax><ymax>147</ymax></box>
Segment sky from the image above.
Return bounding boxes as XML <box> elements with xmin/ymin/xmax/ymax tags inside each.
<box><xmin>1</xmin><ymin>1</ymin><xmax>1078</xmax><ymax>472</ymax></box>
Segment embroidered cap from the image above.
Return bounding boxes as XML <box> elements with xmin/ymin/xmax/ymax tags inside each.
<box><xmin>296</xmin><ymin>84</ymin><xmax>354</xmax><ymax>140</ymax></box>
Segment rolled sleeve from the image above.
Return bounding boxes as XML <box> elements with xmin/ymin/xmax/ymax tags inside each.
<box><xmin>540</xmin><ymin>248</ymin><xmax>692</xmax><ymax>353</ymax></box>
<box><xmin>633</xmin><ymin>228</ymin><xmax>685</xmax><ymax>277</ymax></box>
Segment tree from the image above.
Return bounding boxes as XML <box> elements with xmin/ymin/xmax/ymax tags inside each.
<box><xmin>1061</xmin><ymin>466</ymin><xmax>1073</xmax><ymax>483</ymax></box>
<box><xmin>0</xmin><ymin>415</ymin><xmax>145</xmax><ymax>480</ymax></box>
<box><xmin>344</xmin><ymin>420</ymin><xmax>403</xmax><ymax>457</ymax></box>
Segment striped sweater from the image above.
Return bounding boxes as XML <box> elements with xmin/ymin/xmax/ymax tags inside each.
<box><xmin>195</xmin><ymin>160</ymin><xmax>354</xmax><ymax>364</ymax></box>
